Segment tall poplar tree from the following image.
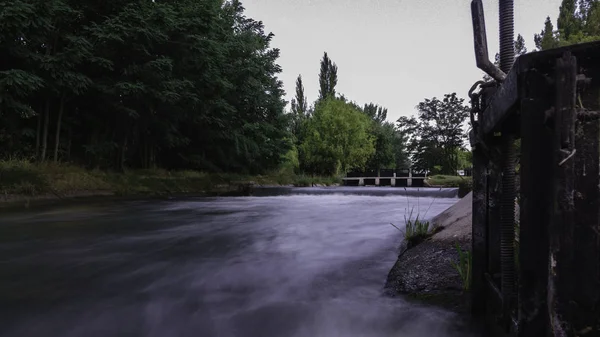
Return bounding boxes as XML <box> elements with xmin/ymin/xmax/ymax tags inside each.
<box><xmin>318</xmin><ymin>52</ymin><xmax>338</xmax><ymax>101</ymax></box>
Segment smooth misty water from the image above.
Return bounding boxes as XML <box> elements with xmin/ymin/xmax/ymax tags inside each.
<box><xmin>0</xmin><ymin>187</ymin><xmax>471</xmax><ymax>337</ymax></box>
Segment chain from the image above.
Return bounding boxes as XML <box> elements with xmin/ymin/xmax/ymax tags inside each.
<box><xmin>468</xmin><ymin>80</ymin><xmax>501</xmax><ymax>164</ymax></box>
<box><xmin>468</xmin><ymin>80</ymin><xmax>485</xmax><ymax>135</ymax></box>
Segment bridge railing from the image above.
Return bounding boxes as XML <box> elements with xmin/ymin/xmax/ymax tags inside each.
<box><xmin>342</xmin><ymin>168</ymin><xmax>427</xmax><ymax>187</ymax></box>
<box><xmin>470</xmin><ymin>40</ymin><xmax>600</xmax><ymax>336</ymax></box>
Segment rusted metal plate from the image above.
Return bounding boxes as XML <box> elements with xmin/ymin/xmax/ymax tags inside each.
<box><xmin>547</xmin><ymin>52</ymin><xmax>577</xmax><ymax>337</ymax></box>
<box><xmin>471</xmin><ymin>148</ymin><xmax>488</xmax><ymax>318</ymax></box>
<box><xmin>472</xmin><ymin>40</ymin><xmax>600</xmax><ymax>337</ymax></box>
<box><xmin>517</xmin><ymin>40</ymin><xmax>600</xmax><ymax>73</ymax></box>
<box><xmin>571</xmin><ymin>58</ymin><xmax>600</xmax><ymax>336</ymax></box>
<box><xmin>517</xmin><ymin>69</ymin><xmax>553</xmax><ymax>337</ymax></box>
<box><xmin>479</xmin><ymin>64</ymin><xmax>520</xmax><ymax>135</ymax></box>
<box><xmin>478</xmin><ymin>40</ymin><xmax>600</xmax><ymax>138</ymax></box>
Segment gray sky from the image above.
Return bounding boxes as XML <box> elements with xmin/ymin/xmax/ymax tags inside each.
<box><xmin>243</xmin><ymin>0</ymin><xmax>562</xmax><ymax>123</ymax></box>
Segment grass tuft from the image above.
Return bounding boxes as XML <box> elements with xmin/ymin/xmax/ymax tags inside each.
<box><xmin>403</xmin><ymin>207</ymin><xmax>431</xmax><ymax>246</ymax></box>
<box><xmin>450</xmin><ymin>243</ymin><xmax>472</xmax><ymax>291</ymax></box>
<box><xmin>389</xmin><ymin>189</ymin><xmax>440</xmax><ymax>248</ymax></box>
<box><xmin>389</xmin><ymin>210</ymin><xmax>432</xmax><ymax>247</ymax></box>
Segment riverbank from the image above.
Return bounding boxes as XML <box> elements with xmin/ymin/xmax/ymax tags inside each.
<box><xmin>0</xmin><ymin>160</ymin><xmax>340</xmax><ymax>208</ymax></box>
<box><xmin>425</xmin><ymin>175</ymin><xmax>472</xmax><ymax>198</ymax></box>
<box><xmin>384</xmin><ymin>192</ymin><xmax>472</xmax><ymax>314</ymax></box>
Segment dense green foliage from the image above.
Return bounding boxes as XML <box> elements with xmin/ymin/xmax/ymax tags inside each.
<box><xmin>534</xmin><ymin>0</ymin><xmax>600</xmax><ymax>50</ymax></box>
<box><xmin>365</xmin><ymin>120</ymin><xmax>396</xmax><ymax>171</ymax></box>
<box><xmin>397</xmin><ymin>93</ymin><xmax>470</xmax><ymax>175</ymax></box>
<box><xmin>0</xmin><ymin>0</ymin><xmax>290</xmax><ymax>174</ymax></box>
<box><xmin>290</xmin><ymin>75</ymin><xmax>308</xmax><ymax>139</ymax></box>
<box><xmin>1</xmin><ymin>1</ymin><xmax>474</xmax><ymax>182</ymax></box>
<box><xmin>293</xmin><ymin>52</ymin><xmax>416</xmax><ymax>176</ymax></box>
<box><xmin>299</xmin><ymin>98</ymin><xmax>375</xmax><ymax>175</ymax></box>
<box><xmin>293</xmin><ymin>53</ymin><xmax>472</xmax><ymax>176</ymax></box>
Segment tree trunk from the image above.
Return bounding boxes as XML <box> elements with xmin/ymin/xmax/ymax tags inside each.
<box><xmin>35</xmin><ymin>106</ymin><xmax>42</xmax><ymax>160</ymax></box>
<box><xmin>150</xmin><ymin>145</ymin><xmax>156</xmax><ymax>169</ymax></box>
<box><xmin>40</xmin><ymin>100</ymin><xmax>50</xmax><ymax>162</ymax></box>
<box><xmin>66</xmin><ymin>127</ymin><xmax>72</xmax><ymax>161</ymax></box>
<box><xmin>142</xmin><ymin>136</ymin><xmax>148</xmax><ymax>169</ymax></box>
<box><xmin>53</xmin><ymin>95</ymin><xmax>65</xmax><ymax>162</ymax></box>
<box><xmin>119</xmin><ymin>136</ymin><xmax>128</xmax><ymax>172</ymax></box>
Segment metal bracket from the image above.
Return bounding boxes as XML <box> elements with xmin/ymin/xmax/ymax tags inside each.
<box><xmin>472</xmin><ymin>0</ymin><xmax>507</xmax><ymax>82</ymax></box>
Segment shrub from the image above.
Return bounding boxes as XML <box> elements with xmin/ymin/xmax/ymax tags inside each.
<box><xmin>426</xmin><ymin>175</ymin><xmax>463</xmax><ymax>187</ymax></box>
<box><xmin>0</xmin><ymin>160</ymin><xmax>49</xmax><ymax>195</ymax></box>
<box><xmin>458</xmin><ymin>178</ymin><xmax>473</xmax><ymax>198</ymax></box>
<box><xmin>293</xmin><ymin>175</ymin><xmax>313</xmax><ymax>187</ymax></box>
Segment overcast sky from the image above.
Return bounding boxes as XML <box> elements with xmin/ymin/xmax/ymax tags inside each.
<box><xmin>243</xmin><ymin>0</ymin><xmax>562</xmax><ymax>122</ymax></box>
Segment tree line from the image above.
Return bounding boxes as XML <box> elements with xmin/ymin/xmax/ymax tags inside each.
<box><xmin>288</xmin><ymin>52</ymin><xmax>472</xmax><ymax>177</ymax></box>
<box><xmin>534</xmin><ymin>0</ymin><xmax>600</xmax><ymax>50</ymax></box>
<box><xmin>1</xmin><ymin>0</ymin><xmax>289</xmax><ymax>174</ymax></box>
<box><xmin>289</xmin><ymin>0</ymin><xmax>600</xmax><ymax>177</ymax></box>
<box><xmin>0</xmin><ymin>0</ymin><xmax>509</xmax><ymax>178</ymax></box>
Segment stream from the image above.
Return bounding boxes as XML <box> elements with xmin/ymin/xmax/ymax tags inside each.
<box><xmin>0</xmin><ymin>187</ymin><xmax>472</xmax><ymax>337</ymax></box>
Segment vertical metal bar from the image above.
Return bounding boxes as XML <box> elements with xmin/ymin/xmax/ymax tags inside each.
<box><xmin>472</xmin><ymin>146</ymin><xmax>489</xmax><ymax>319</ymax></box>
<box><xmin>498</xmin><ymin>1</ymin><xmax>517</xmax><ymax>328</ymax></box>
<box><xmin>517</xmin><ymin>69</ymin><xmax>553</xmax><ymax>337</ymax></box>
<box><xmin>500</xmin><ymin>131</ymin><xmax>517</xmax><ymax>324</ymax></box>
<box><xmin>548</xmin><ymin>52</ymin><xmax>577</xmax><ymax>336</ymax></box>
<box><xmin>487</xmin><ymin>153</ymin><xmax>502</xmax><ymax>282</ymax></box>
<box><xmin>572</xmin><ymin>79</ymin><xmax>600</xmax><ymax>336</ymax></box>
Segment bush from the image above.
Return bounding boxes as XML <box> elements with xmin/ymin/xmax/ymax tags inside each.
<box><xmin>293</xmin><ymin>175</ymin><xmax>313</xmax><ymax>187</ymax></box>
<box><xmin>426</xmin><ymin>175</ymin><xmax>462</xmax><ymax>187</ymax></box>
<box><xmin>426</xmin><ymin>175</ymin><xmax>473</xmax><ymax>193</ymax></box>
<box><xmin>458</xmin><ymin>178</ymin><xmax>473</xmax><ymax>198</ymax></box>
<box><xmin>291</xmin><ymin>174</ymin><xmax>341</xmax><ymax>187</ymax></box>
<box><xmin>0</xmin><ymin>160</ymin><xmax>49</xmax><ymax>195</ymax></box>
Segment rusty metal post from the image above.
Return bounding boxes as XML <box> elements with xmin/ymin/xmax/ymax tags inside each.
<box><xmin>548</xmin><ymin>52</ymin><xmax>577</xmax><ymax>336</ymax></box>
<box><xmin>572</xmin><ymin>69</ymin><xmax>600</xmax><ymax>334</ymax></box>
<box><xmin>471</xmin><ymin>145</ymin><xmax>488</xmax><ymax>318</ymax></box>
<box><xmin>487</xmin><ymin>156</ymin><xmax>502</xmax><ymax>281</ymax></box>
<box><xmin>517</xmin><ymin>69</ymin><xmax>553</xmax><ymax>336</ymax></box>
<box><xmin>471</xmin><ymin>0</ymin><xmax>506</xmax><ymax>82</ymax></box>
<box><xmin>497</xmin><ymin>1</ymin><xmax>518</xmax><ymax>329</ymax></box>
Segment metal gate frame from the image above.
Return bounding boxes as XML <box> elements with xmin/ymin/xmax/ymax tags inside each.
<box><xmin>468</xmin><ymin>2</ymin><xmax>600</xmax><ymax>335</ymax></box>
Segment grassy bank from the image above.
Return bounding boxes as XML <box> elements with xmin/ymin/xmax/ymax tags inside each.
<box><xmin>426</xmin><ymin>175</ymin><xmax>472</xmax><ymax>197</ymax></box>
<box><xmin>0</xmin><ymin>160</ymin><xmax>341</xmax><ymax>203</ymax></box>
<box><xmin>425</xmin><ymin>174</ymin><xmax>469</xmax><ymax>187</ymax></box>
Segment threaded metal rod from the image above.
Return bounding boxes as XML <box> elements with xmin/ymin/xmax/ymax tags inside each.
<box><xmin>499</xmin><ymin>0</ymin><xmax>515</xmax><ymax>72</ymax></box>
<box><xmin>498</xmin><ymin>0</ymin><xmax>517</xmax><ymax>320</ymax></box>
<box><xmin>500</xmin><ymin>133</ymin><xmax>517</xmax><ymax>315</ymax></box>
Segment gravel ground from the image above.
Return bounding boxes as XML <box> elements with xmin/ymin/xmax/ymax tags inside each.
<box><xmin>384</xmin><ymin>192</ymin><xmax>473</xmax><ymax>314</ymax></box>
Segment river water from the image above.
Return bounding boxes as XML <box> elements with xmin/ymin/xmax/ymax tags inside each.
<box><xmin>0</xmin><ymin>187</ymin><xmax>472</xmax><ymax>337</ymax></box>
